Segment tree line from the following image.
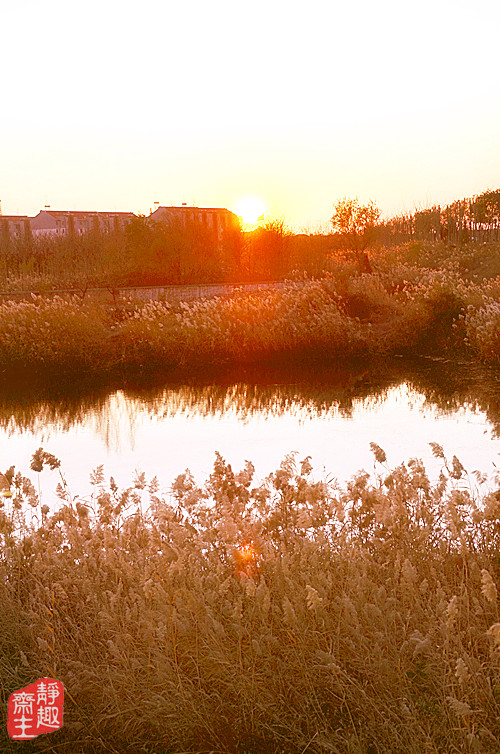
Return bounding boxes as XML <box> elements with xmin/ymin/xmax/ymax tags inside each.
<box><xmin>377</xmin><ymin>188</ymin><xmax>500</xmax><ymax>246</ymax></box>
<box><xmin>1</xmin><ymin>187</ymin><xmax>499</xmax><ymax>290</ymax></box>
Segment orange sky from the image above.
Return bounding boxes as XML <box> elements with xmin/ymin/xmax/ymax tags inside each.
<box><xmin>2</xmin><ymin>0</ymin><xmax>499</xmax><ymax>230</ymax></box>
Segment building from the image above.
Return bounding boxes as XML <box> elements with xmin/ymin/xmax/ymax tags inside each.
<box><xmin>1</xmin><ymin>204</ymin><xmax>240</xmax><ymax>251</ymax></box>
<box><xmin>149</xmin><ymin>205</ymin><xmax>240</xmax><ymax>244</ymax></box>
<box><xmin>0</xmin><ymin>215</ymin><xmax>31</xmax><ymax>248</ymax></box>
<box><xmin>30</xmin><ymin>210</ymin><xmax>136</xmax><ymax>238</ymax></box>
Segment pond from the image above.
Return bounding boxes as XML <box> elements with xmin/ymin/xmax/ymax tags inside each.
<box><xmin>2</xmin><ymin>357</ymin><xmax>500</xmax><ymax>508</ymax></box>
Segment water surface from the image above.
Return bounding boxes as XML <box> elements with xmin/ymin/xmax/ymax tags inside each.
<box><xmin>1</xmin><ymin>358</ymin><xmax>500</xmax><ymax>506</ymax></box>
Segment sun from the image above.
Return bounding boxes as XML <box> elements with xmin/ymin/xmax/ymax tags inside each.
<box><xmin>233</xmin><ymin>196</ymin><xmax>266</xmax><ymax>228</ymax></box>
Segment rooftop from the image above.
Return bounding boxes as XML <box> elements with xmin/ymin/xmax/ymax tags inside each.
<box><xmin>38</xmin><ymin>210</ymin><xmax>136</xmax><ymax>218</ymax></box>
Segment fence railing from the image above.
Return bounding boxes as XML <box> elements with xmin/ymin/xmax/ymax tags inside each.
<box><xmin>0</xmin><ymin>280</ymin><xmax>294</xmax><ymax>304</ymax></box>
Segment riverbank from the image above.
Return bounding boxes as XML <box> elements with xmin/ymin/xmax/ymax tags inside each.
<box><xmin>2</xmin><ymin>451</ymin><xmax>500</xmax><ymax>752</ymax></box>
<box><xmin>1</xmin><ymin>272</ymin><xmax>499</xmax><ymax>381</ymax></box>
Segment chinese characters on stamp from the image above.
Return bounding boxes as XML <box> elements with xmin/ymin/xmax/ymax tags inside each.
<box><xmin>7</xmin><ymin>678</ymin><xmax>64</xmax><ymax>741</ymax></box>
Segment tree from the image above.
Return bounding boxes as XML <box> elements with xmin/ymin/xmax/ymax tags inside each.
<box><xmin>331</xmin><ymin>197</ymin><xmax>381</xmax><ymax>272</ymax></box>
<box><xmin>245</xmin><ymin>218</ymin><xmax>292</xmax><ymax>280</ymax></box>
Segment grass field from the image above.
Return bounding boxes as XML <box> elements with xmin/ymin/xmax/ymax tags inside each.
<box><xmin>2</xmin><ymin>242</ymin><xmax>500</xmax><ymax>379</ymax></box>
<box><xmin>2</xmin><ymin>447</ymin><xmax>500</xmax><ymax>752</ymax></box>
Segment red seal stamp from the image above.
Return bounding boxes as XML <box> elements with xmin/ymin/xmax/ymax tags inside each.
<box><xmin>7</xmin><ymin>678</ymin><xmax>64</xmax><ymax>740</ymax></box>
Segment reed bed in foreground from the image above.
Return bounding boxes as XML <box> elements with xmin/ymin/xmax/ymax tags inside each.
<box><xmin>2</xmin><ymin>446</ymin><xmax>500</xmax><ymax>752</ymax></box>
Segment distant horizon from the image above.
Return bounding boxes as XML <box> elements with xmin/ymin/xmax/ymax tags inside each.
<box><xmin>2</xmin><ymin>0</ymin><xmax>499</xmax><ymax>234</ymax></box>
<box><xmin>2</xmin><ymin>181</ymin><xmax>499</xmax><ymax>233</ymax></box>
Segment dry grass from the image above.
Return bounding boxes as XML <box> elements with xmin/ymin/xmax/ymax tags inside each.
<box><xmin>2</xmin><ymin>447</ymin><xmax>500</xmax><ymax>752</ymax></box>
<box><xmin>2</xmin><ymin>257</ymin><xmax>500</xmax><ymax>379</ymax></box>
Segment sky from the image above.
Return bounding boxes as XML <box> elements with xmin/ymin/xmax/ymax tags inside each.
<box><xmin>2</xmin><ymin>0</ymin><xmax>500</xmax><ymax>231</ymax></box>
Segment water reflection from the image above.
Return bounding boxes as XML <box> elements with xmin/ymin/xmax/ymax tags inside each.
<box><xmin>0</xmin><ymin>358</ymin><xmax>499</xmax><ymax>497</ymax></box>
<box><xmin>2</xmin><ymin>359</ymin><xmax>500</xmax><ymax>435</ymax></box>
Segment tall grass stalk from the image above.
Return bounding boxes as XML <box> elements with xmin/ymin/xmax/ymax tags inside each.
<box><xmin>2</xmin><ymin>448</ymin><xmax>500</xmax><ymax>752</ymax></box>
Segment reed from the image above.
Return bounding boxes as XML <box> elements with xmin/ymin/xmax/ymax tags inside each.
<box><xmin>2</xmin><ymin>269</ymin><xmax>500</xmax><ymax>379</ymax></box>
<box><xmin>2</xmin><ymin>448</ymin><xmax>500</xmax><ymax>752</ymax></box>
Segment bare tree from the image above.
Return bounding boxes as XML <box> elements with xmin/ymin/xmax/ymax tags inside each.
<box><xmin>331</xmin><ymin>197</ymin><xmax>381</xmax><ymax>272</ymax></box>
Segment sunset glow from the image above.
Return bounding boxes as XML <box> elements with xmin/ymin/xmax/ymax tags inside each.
<box><xmin>1</xmin><ymin>0</ymin><xmax>499</xmax><ymax>229</ymax></box>
<box><xmin>233</xmin><ymin>542</ymin><xmax>260</xmax><ymax>579</ymax></box>
<box><xmin>233</xmin><ymin>196</ymin><xmax>266</xmax><ymax>228</ymax></box>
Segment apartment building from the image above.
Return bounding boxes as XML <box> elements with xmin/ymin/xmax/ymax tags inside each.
<box><xmin>29</xmin><ymin>210</ymin><xmax>136</xmax><ymax>238</ymax></box>
<box><xmin>149</xmin><ymin>205</ymin><xmax>240</xmax><ymax>242</ymax></box>
<box><xmin>0</xmin><ymin>215</ymin><xmax>31</xmax><ymax>247</ymax></box>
